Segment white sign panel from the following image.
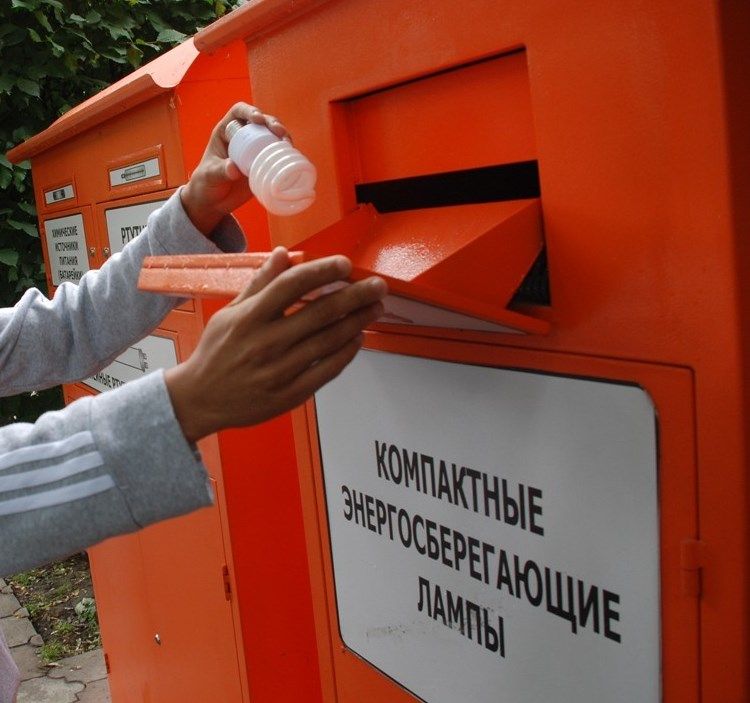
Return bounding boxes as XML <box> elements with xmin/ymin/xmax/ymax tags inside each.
<box><xmin>83</xmin><ymin>334</ymin><xmax>178</xmax><ymax>393</ymax></box>
<box><xmin>105</xmin><ymin>199</ymin><xmax>168</xmax><ymax>255</ymax></box>
<box><xmin>109</xmin><ymin>157</ymin><xmax>160</xmax><ymax>187</ymax></box>
<box><xmin>43</xmin><ymin>213</ymin><xmax>89</xmax><ymax>286</ymax></box>
<box><xmin>315</xmin><ymin>351</ymin><xmax>660</xmax><ymax>703</ymax></box>
<box><xmin>44</xmin><ymin>183</ymin><xmax>75</xmax><ymax>205</ymax></box>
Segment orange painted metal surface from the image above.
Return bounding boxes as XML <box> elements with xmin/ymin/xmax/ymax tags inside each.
<box><xmin>137</xmin><ymin>196</ymin><xmax>548</xmax><ymax>334</ymax></box>
<box><xmin>184</xmin><ymin>0</ymin><xmax>748</xmax><ymax>700</ymax></box>
<box><xmin>299</xmin><ymin>201</ymin><xmax>544</xmax><ymax>319</ymax></box>
<box><xmin>346</xmin><ymin>51</ymin><xmax>535</xmax><ymax>183</ymax></box>
<box><xmin>139</xmin><ymin>252</ymin><xmax>304</xmax><ymax>298</ymax></box>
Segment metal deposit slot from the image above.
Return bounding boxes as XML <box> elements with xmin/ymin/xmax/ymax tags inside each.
<box><xmin>355</xmin><ymin>161</ymin><xmax>540</xmax><ymax>212</ymax></box>
<box><xmin>355</xmin><ymin>164</ymin><xmax>549</xmax><ymax>306</ymax></box>
<box><xmin>338</xmin><ymin>50</ymin><xmax>550</xmax><ymax>314</ymax></box>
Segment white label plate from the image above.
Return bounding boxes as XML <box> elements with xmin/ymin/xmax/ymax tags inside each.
<box><xmin>44</xmin><ymin>184</ymin><xmax>75</xmax><ymax>205</ymax></box>
<box><xmin>83</xmin><ymin>334</ymin><xmax>178</xmax><ymax>393</ymax></box>
<box><xmin>43</xmin><ymin>213</ymin><xmax>89</xmax><ymax>286</ymax></box>
<box><xmin>315</xmin><ymin>350</ymin><xmax>660</xmax><ymax>703</ymax></box>
<box><xmin>105</xmin><ymin>199</ymin><xmax>168</xmax><ymax>255</ymax></box>
<box><xmin>109</xmin><ymin>157</ymin><xmax>160</xmax><ymax>187</ymax></box>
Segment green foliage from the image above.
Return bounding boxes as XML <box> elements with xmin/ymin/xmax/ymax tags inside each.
<box><xmin>0</xmin><ymin>0</ymin><xmax>240</xmax><ymax>425</ymax></box>
<box><xmin>40</xmin><ymin>641</ymin><xmax>66</xmax><ymax>663</ymax></box>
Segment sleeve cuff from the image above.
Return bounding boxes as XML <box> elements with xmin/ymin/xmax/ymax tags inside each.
<box><xmin>88</xmin><ymin>370</ymin><xmax>214</xmax><ymax>528</ymax></box>
<box><xmin>148</xmin><ymin>187</ymin><xmax>247</xmax><ymax>257</ymax></box>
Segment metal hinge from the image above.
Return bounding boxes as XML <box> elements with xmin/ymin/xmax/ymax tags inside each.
<box><xmin>222</xmin><ymin>565</ymin><xmax>232</xmax><ymax>601</ymax></box>
<box><xmin>680</xmin><ymin>539</ymin><xmax>707</xmax><ymax>597</ymax></box>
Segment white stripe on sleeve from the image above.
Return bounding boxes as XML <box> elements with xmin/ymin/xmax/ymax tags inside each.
<box><xmin>0</xmin><ymin>431</ymin><xmax>95</xmax><ymax>474</ymax></box>
<box><xmin>0</xmin><ymin>451</ymin><xmax>103</xmax><ymax>494</ymax></box>
<box><xmin>0</xmin><ymin>475</ymin><xmax>116</xmax><ymax>517</ymax></box>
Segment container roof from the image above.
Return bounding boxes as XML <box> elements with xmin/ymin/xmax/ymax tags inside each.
<box><xmin>194</xmin><ymin>0</ymin><xmax>325</xmax><ymax>53</ymax></box>
<box><xmin>7</xmin><ymin>39</ymin><xmax>199</xmax><ymax>163</ymax></box>
<box><xmin>7</xmin><ymin>1</ymin><xmax>328</xmax><ymax>162</ymax></box>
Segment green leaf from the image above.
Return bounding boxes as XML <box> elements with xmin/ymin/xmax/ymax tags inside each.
<box><xmin>145</xmin><ymin>11</ymin><xmax>170</xmax><ymax>33</ymax></box>
<box><xmin>48</xmin><ymin>38</ymin><xmax>65</xmax><ymax>57</ymax></box>
<box><xmin>156</xmin><ymin>28</ymin><xmax>188</xmax><ymax>43</ymax></box>
<box><xmin>18</xmin><ymin>201</ymin><xmax>36</xmax><ymax>216</ymax></box>
<box><xmin>0</xmin><ymin>74</ymin><xmax>14</xmax><ymax>94</ymax></box>
<box><xmin>1</xmin><ymin>27</ymin><xmax>28</xmax><ymax>47</ymax></box>
<box><xmin>15</xmin><ymin>78</ymin><xmax>40</xmax><ymax>97</ymax></box>
<box><xmin>68</xmin><ymin>13</ymin><xmax>85</xmax><ymax>24</ymax></box>
<box><xmin>0</xmin><ymin>250</ymin><xmax>20</xmax><ymax>268</ymax></box>
<box><xmin>11</xmin><ymin>0</ymin><xmax>39</xmax><ymax>9</ymax></box>
<box><xmin>12</xmin><ymin>126</ymin><xmax>33</xmax><ymax>143</ymax></box>
<box><xmin>126</xmin><ymin>44</ymin><xmax>143</xmax><ymax>68</ymax></box>
<box><xmin>63</xmin><ymin>53</ymin><xmax>78</xmax><ymax>72</ymax></box>
<box><xmin>99</xmin><ymin>47</ymin><xmax>127</xmax><ymax>63</ymax></box>
<box><xmin>108</xmin><ymin>25</ymin><xmax>134</xmax><ymax>41</ymax></box>
<box><xmin>85</xmin><ymin>10</ymin><xmax>102</xmax><ymax>23</ymax></box>
<box><xmin>16</xmin><ymin>277</ymin><xmax>36</xmax><ymax>291</ymax></box>
<box><xmin>40</xmin><ymin>0</ymin><xmax>64</xmax><ymax>8</ymax></box>
<box><xmin>33</xmin><ymin>10</ymin><xmax>53</xmax><ymax>33</ymax></box>
<box><xmin>7</xmin><ymin>220</ymin><xmax>38</xmax><ymax>238</ymax></box>
<box><xmin>27</xmin><ymin>27</ymin><xmax>42</xmax><ymax>43</ymax></box>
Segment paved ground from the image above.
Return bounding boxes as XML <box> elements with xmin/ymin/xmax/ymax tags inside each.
<box><xmin>1</xmin><ymin>578</ymin><xmax>110</xmax><ymax>703</ymax></box>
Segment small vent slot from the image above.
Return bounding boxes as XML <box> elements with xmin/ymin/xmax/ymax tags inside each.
<box><xmin>355</xmin><ymin>160</ymin><xmax>540</xmax><ymax>213</ymax></box>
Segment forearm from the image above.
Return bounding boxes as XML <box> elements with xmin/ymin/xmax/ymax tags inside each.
<box><xmin>0</xmin><ymin>371</ymin><xmax>213</xmax><ymax>577</ymax></box>
<box><xmin>0</xmin><ymin>189</ymin><xmax>245</xmax><ymax>395</ymax></box>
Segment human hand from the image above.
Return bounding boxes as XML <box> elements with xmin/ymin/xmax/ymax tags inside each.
<box><xmin>180</xmin><ymin>102</ymin><xmax>289</xmax><ymax>235</ymax></box>
<box><xmin>164</xmin><ymin>249</ymin><xmax>387</xmax><ymax>443</ymax></box>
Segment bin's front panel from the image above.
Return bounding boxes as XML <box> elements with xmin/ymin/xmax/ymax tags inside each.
<box><xmin>134</xmin><ymin>309</ymin><xmax>244</xmax><ymax>703</ymax></box>
<box><xmin>64</xmin><ymin>298</ymin><xmax>242</xmax><ymax>702</ymax></box>
<box><xmin>250</xmin><ymin>1</ymin><xmax>743</xmax><ymax>697</ymax></box>
<box><xmin>297</xmin><ymin>337</ymin><xmax>697</xmax><ymax>703</ymax></box>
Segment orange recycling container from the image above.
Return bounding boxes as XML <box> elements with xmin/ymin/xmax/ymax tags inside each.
<box><xmin>10</xmin><ymin>1</ymin><xmax>750</xmax><ymax>701</ymax></box>
<box><xmin>147</xmin><ymin>1</ymin><xmax>748</xmax><ymax>701</ymax></box>
<box><xmin>7</xmin><ymin>38</ymin><xmax>321</xmax><ymax>703</ymax></box>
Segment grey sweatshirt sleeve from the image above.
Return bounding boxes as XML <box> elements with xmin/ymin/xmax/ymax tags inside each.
<box><xmin>0</xmin><ymin>370</ymin><xmax>212</xmax><ymax>576</ymax></box>
<box><xmin>0</xmin><ymin>189</ymin><xmax>247</xmax><ymax>577</ymax></box>
<box><xmin>0</xmin><ymin>188</ymin><xmax>245</xmax><ymax>395</ymax></box>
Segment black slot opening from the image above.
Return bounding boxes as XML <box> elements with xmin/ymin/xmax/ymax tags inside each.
<box><xmin>355</xmin><ymin>160</ymin><xmax>540</xmax><ymax>213</ymax></box>
<box><xmin>511</xmin><ymin>249</ymin><xmax>551</xmax><ymax>306</ymax></box>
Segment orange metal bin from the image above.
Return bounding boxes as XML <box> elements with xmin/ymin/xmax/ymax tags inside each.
<box><xmin>7</xmin><ymin>37</ymin><xmax>321</xmax><ymax>703</ymax></box>
<box><xmin>10</xmin><ymin>0</ymin><xmax>750</xmax><ymax>701</ymax></box>
<box><xmin>150</xmin><ymin>1</ymin><xmax>744</xmax><ymax>701</ymax></box>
